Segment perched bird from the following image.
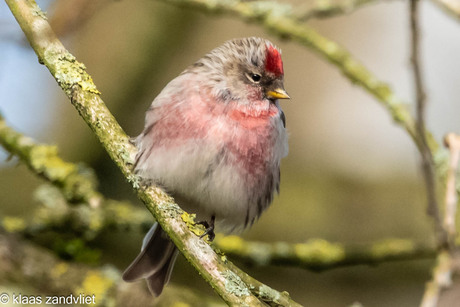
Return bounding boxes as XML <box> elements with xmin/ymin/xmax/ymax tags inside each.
<box><xmin>123</xmin><ymin>37</ymin><xmax>289</xmax><ymax>296</ymax></box>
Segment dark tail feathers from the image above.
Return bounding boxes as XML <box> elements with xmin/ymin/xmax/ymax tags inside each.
<box><xmin>122</xmin><ymin>223</ymin><xmax>177</xmax><ymax>296</ymax></box>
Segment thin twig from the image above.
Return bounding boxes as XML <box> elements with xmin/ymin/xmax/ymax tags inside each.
<box><xmin>410</xmin><ymin>0</ymin><xmax>446</xmax><ymax>247</ymax></box>
<box><xmin>419</xmin><ymin>133</ymin><xmax>460</xmax><ymax>307</ymax></box>
<box><xmin>443</xmin><ymin>133</ymin><xmax>460</xmax><ymax>242</ymax></box>
<box><xmin>295</xmin><ymin>0</ymin><xmax>379</xmax><ymax>21</ymax></box>
<box><xmin>420</xmin><ymin>251</ymin><xmax>453</xmax><ymax>307</ymax></box>
<box><xmin>414</xmin><ymin>6</ymin><xmax>460</xmax><ymax>298</ymax></box>
<box><xmin>216</xmin><ymin>236</ymin><xmax>436</xmax><ymax>271</ymax></box>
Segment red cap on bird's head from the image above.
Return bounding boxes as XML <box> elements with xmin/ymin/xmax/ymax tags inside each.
<box><xmin>264</xmin><ymin>45</ymin><xmax>284</xmax><ymax>76</ymax></box>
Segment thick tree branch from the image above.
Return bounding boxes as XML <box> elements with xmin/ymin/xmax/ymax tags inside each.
<box><xmin>226</xmin><ymin>261</ymin><xmax>300</xmax><ymax>306</ymax></box>
<box><xmin>4</xmin><ymin>0</ymin><xmax>281</xmax><ymax>305</ymax></box>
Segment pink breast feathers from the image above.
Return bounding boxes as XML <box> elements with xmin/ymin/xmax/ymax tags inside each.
<box><xmin>226</xmin><ymin>105</ymin><xmax>279</xmax><ymax>177</ymax></box>
<box><xmin>228</xmin><ymin>106</ymin><xmax>278</xmax><ymax>129</ymax></box>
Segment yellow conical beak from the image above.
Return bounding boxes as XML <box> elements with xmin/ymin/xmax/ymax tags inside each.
<box><xmin>266</xmin><ymin>88</ymin><xmax>290</xmax><ymax>100</ymax></box>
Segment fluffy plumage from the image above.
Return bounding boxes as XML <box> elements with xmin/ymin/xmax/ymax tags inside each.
<box><xmin>123</xmin><ymin>37</ymin><xmax>289</xmax><ymax>296</ymax></box>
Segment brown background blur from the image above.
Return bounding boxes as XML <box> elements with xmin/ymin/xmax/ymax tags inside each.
<box><xmin>1</xmin><ymin>0</ymin><xmax>460</xmax><ymax>305</ymax></box>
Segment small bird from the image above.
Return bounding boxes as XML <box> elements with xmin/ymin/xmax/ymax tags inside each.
<box><xmin>122</xmin><ymin>37</ymin><xmax>289</xmax><ymax>296</ymax></box>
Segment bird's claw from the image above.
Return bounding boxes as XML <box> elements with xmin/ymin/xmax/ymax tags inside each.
<box><xmin>197</xmin><ymin>215</ymin><xmax>215</xmax><ymax>242</ymax></box>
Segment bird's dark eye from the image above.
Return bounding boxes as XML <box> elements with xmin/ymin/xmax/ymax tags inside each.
<box><xmin>250</xmin><ymin>74</ymin><xmax>261</xmax><ymax>82</ymax></box>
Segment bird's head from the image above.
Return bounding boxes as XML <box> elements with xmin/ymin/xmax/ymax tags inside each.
<box><xmin>190</xmin><ymin>37</ymin><xmax>290</xmax><ymax>104</ymax></box>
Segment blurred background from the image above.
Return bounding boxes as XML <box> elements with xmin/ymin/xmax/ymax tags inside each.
<box><xmin>1</xmin><ymin>0</ymin><xmax>460</xmax><ymax>306</ymax></box>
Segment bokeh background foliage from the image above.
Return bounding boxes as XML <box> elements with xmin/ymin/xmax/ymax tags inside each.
<box><xmin>1</xmin><ymin>0</ymin><xmax>460</xmax><ymax>306</ymax></box>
